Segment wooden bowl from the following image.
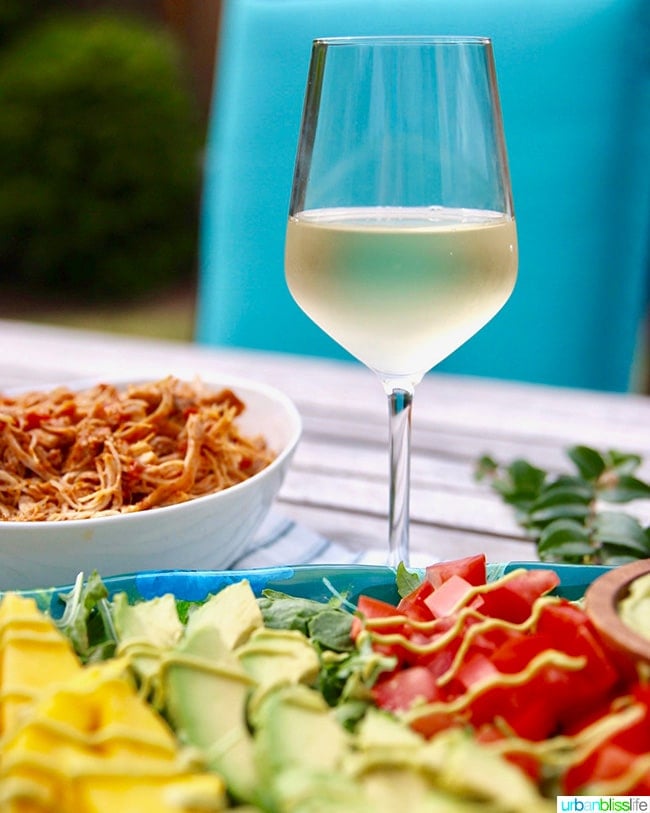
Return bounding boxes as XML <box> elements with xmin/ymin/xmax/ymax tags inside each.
<box><xmin>585</xmin><ymin>558</ymin><xmax>650</xmax><ymax>677</ymax></box>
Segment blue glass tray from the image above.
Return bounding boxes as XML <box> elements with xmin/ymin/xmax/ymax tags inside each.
<box><xmin>17</xmin><ymin>561</ymin><xmax>611</xmax><ymax>617</ymax></box>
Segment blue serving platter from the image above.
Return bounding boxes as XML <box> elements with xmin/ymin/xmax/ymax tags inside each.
<box><xmin>14</xmin><ymin>561</ymin><xmax>612</xmax><ymax>618</ymax></box>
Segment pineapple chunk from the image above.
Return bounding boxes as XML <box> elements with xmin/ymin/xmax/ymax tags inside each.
<box><xmin>2</xmin><ymin>658</ymin><xmax>227</xmax><ymax>812</ymax></box>
<box><xmin>78</xmin><ymin>773</ymin><xmax>228</xmax><ymax>813</ymax></box>
<box><xmin>0</xmin><ymin>593</ymin><xmax>80</xmax><ymax>735</ymax></box>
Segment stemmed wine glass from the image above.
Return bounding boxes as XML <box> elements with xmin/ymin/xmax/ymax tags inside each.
<box><xmin>285</xmin><ymin>36</ymin><xmax>517</xmax><ymax>567</ymax></box>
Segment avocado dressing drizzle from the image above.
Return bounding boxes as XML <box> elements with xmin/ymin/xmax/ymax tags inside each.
<box><xmin>2</xmin><ymin>620</ymin><xmax>74</xmax><ymax>645</ymax></box>
<box><xmin>484</xmin><ymin>700</ymin><xmax>644</xmax><ymax>767</ymax></box>
<box><xmin>435</xmin><ymin>596</ymin><xmax>561</xmax><ymax>686</ymax></box>
<box><xmin>482</xmin><ymin>700</ymin><xmax>650</xmax><ymax>794</ymax></box>
<box><xmin>404</xmin><ymin>649</ymin><xmax>586</xmax><ymax>724</ymax></box>
<box><xmin>362</xmin><ymin>594</ymin><xmax>560</xmax><ymax>666</ymax></box>
<box><xmin>355</xmin><ymin>570</ymin><xmax>535</xmax><ymax>634</ymax></box>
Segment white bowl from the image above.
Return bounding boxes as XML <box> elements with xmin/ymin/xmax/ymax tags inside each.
<box><xmin>0</xmin><ymin>376</ymin><xmax>302</xmax><ymax>591</ymax></box>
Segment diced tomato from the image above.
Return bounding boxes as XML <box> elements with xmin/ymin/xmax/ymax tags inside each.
<box><xmin>468</xmin><ymin>626</ymin><xmax>515</xmax><ymax>657</ymax></box>
<box><xmin>424</xmin><ymin>574</ymin><xmax>485</xmax><ymax>619</ymax></box>
<box><xmin>563</xmin><ymin>686</ymin><xmax>650</xmax><ymax>793</ymax></box>
<box><xmin>539</xmin><ymin>599</ymin><xmax>632</xmax><ymax>685</ymax></box>
<box><xmin>371</xmin><ymin>665</ymin><xmax>444</xmax><ymax>712</ymax></box>
<box><xmin>417</xmin><ymin>641</ymin><xmax>458</xmax><ymax>678</ymax></box>
<box><xmin>462</xmin><ymin>663</ymin><xmax>559</xmax><ymax>740</ymax></box>
<box><xmin>628</xmin><ymin>774</ymin><xmax>650</xmax><ymax>795</ymax></box>
<box><xmin>396</xmin><ymin>580</ymin><xmax>435</xmax><ymax>622</ymax></box>
<box><xmin>571</xmin><ymin>627</ymin><xmax>619</xmax><ymax>696</ymax></box>
<box><xmin>490</xmin><ymin>632</ymin><xmax>555</xmax><ymax>674</ymax></box>
<box><xmin>352</xmin><ymin>595</ymin><xmax>415</xmax><ymax>665</ymax></box>
<box><xmin>480</xmin><ymin>569</ymin><xmax>560</xmax><ymax>623</ymax></box>
<box><xmin>590</xmin><ymin>688</ymin><xmax>650</xmax><ymax>757</ymax></box>
<box><xmin>535</xmin><ymin>602</ymin><xmax>620</xmax><ymax>724</ymax></box>
<box><xmin>355</xmin><ymin>557</ymin><xmax>642</xmax><ymax>793</ymax></box>
<box><xmin>409</xmin><ymin>706</ymin><xmax>463</xmax><ymax>739</ymax></box>
<box><xmin>458</xmin><ymin>684</ymin><xmax>509</xmax><ymax>731</ymax></box>
<box><xmin>564</xmin><ymin>743</ymin><xmax>637</xmax><ymax>794</ymax></box>
<box><xmin>425</xmin><ymin>554</ymin><xmax>487</xmax><ymax>589</ymax></box>
<box><xmin>403</xmin><ymin>614</ymin><xmax>466</xmax><ymax>672</ymax></box>
<box><xmin>454</xmin><ymin>651</ymin><xmax>501</xmax><ymax>691</ymax></box>
<box><xmin>446</xmin><ymin>636</ymin><xmax>577</xmax><ymax>739</ymax></box>
<box><xmin>631</xmin><ymin>681</ymin><xmax>650</xmax><ymax>707</ymax></box>
<box><xmin>351</xmin><ymin>595</ymin><xmax>407</xmax><ymax>639</ymax></box>
<box><xmin>500</xmin><ymin>693</ymin><xmax>557</xmax><ymax>741</ymax></box>
<box><xmin>535</xmin><ymin>598</ymin><xmax>585</xmax><ymax>636</ymax></box>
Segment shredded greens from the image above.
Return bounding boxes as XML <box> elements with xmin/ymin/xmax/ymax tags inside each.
<box><xmin>56</xmin><ymin>570</ymin><xmax>117</xmax><ymax>662</ymax></box>
<box><xmin>53</xmin><ymin>573</ymin><xmax>394</xmax><ymax>715</ymax></box>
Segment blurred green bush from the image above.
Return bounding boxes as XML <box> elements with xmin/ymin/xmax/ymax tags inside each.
<box><xmin>0</xmin><ymin>0</ymin><xmax>41</xmax><ymax>47</ymax></box>
<box><xmin>0</xmin><ymin>12</ymin><xmax>203</xmax><ymax>302</ymax></box>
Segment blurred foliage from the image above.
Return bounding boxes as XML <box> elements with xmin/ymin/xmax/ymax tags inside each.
<box><xmin>0</xmin><ymin>11</ymin><xmax>203</xmax><ymax>302</ymax></box>
<box><xmin>0</xmin><ymin>0</ymin><xmax>41</xmax><ymax>47</ymax></box>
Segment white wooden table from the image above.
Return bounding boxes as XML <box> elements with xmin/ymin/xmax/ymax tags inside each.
<box><xmin>2</xmin><ymin>318</ymin><xmax>649</xmax><ymax>565</ymax></box>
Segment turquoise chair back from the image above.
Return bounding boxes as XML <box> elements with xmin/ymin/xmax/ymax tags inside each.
<box><xmin>196</xmin><ymin>0</ymin><xmax>650</xmax><ymax>392</ymax></box>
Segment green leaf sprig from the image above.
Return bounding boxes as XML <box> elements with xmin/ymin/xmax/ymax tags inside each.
<box><xmin>476</xmin><ymin>445</ymin><xmax>650</xmax><ymax>565</ymax></box>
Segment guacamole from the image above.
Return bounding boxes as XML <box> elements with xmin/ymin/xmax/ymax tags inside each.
<box><xmin>618</xmin><ymin>572</ymin><xmax>650</xmax><ymax>638</ymax></box>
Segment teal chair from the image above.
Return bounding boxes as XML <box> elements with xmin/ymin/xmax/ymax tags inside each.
<box><xmin>196</xmin><ymin>0</ymin><xmax>650</xmax><ymax>392</ymax></box>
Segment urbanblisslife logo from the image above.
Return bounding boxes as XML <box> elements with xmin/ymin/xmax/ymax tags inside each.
<box><xmin>557</xmin><ymin>798</ymin><xmax>650</xmax><ymax>812</ymax></box>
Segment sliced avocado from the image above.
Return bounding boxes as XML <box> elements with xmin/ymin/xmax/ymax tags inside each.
<box><xmin>185</xmin><ymin>580</ymin><xmax>262</xmax><ymax>649</ymax></box>
<box><xmin>349</xmin><ymin>719</ymin><xmax>553</xmax><ymax>813</ymax></box>
<box><xmin>112</xmin><ymin>592</ymin><xmax>184</xmax><ymax>650</ymax></box>
<box><xmin>346</xmin><ymin>710</ymin><xmax>435</xmax><ymax>811</ymax></box>
<box><xmin>236</xmin><ymin>627</ymin><xmax>320</xmax><ymax>723</ymax></box>
<box><xmin>355</xmin><ymin>706</ymin><xmax>425</xmax><ymax>752</ymax></box>
<box><xmin>271</xmin><ymin>766</ymin><xmax>373</xmax><ymax>813</ymax></box>
<box><xmin>359</xmin><ymin>766</ymin><xmax>441</xmax><ymax>811</ymax></box>
<box><xmin>255</xmin><ymin>684</ymin><xmax>350</xmax><ymax>787</ymax></box>
<box><xmin>164</xmin><ymin>623</ymin><xmax>259</xmax><ymax>804</ymax></box>
<box><xmin>421</xmin><ymin>728</ymin><xmax>553</xmax><ymax>811</ymax></box>
<box><xmin>112</xmin><ymin>592</ymin><xmax>184</xmax><ymax>705</ymax></box>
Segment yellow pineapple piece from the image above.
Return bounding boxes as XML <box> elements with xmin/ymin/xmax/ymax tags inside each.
<box><xmin>87</xmin><ymin>662</ymin><xmax>180</xmax><ymax>762</ymax></box>
<box><xmin>0</xmin><ymin>593</ymin><xmax>80</xmax><ymax>735</ymax></box>
<box><xmin>2</xmin><ymin>658</ymin><xmax>227</xmax><ymax>812</ymax></box>
<box><xmin>77</xmin><ymin>773</ymin><xmax>228</xmax><ymax>813</ymax></box>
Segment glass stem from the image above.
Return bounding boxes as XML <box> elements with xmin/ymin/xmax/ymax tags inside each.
<box><xmin>386</xmin><ymin>385</ymin><xmax>414</xmax><ymax>568</ymax></box>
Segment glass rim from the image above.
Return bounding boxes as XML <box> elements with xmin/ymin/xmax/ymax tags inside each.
<box><xmin>313</xmin><ymin>35</ymin><xmax>492</xmax><ymax>47</ymax></box>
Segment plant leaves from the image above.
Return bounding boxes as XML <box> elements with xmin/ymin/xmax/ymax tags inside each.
<box><xmin>537</xmin><ymin>520</ymin><xmax>596</xmax><ymax>562</ymax></box>
<box><xmin>598</xmin><ymin>475</ymin><xmax>650</xmax><ymax>504</ymax></box>
<box><xmin>603</xmin><ymin>450</ymin><xmax>643</xmax><ymax>475</ymax></box>
<box><xmin>537</xmin><ymin>519</ymin><xmax>592</xmax><ymax>552</ymax></box>
<box><xmin>542</xmin><ymin>475</ymin><xmax>595</xmax><ymax>501</ymax></box>
<box><xmin>475</xmin><ymin>455</ymin><xmax>498</xmax><ymax>481</ymax></box>
<box><xmin>526</xmin><ymin>496</ymin><xmax>591</xmax><ymax>528</ymax></box>
<box><xmin>491</xmin><ymin>459</ymin><xmax>547</xmax><ymax>507</ymax></box>
<box><xmin>538</xmin><ymin>542</ymin><xmax>596</xmax><ymax>563</ymax></box>
<box><xmin>478</xmin><ymin>446</ymin><xmax>650</xmax><ymax>564</ymax></box>
<box><xmin>567</xmin><ymin>445</ymin><xmax>607</xmax><ymax>481</ymax></box>
<box><xmin>598</xmin><ymin>545</ymin><xmax>645</xmax><ymax>567</ymax></box>
<box><xmin>592</xmin><ymin>511</ymin><xmax>650</xmax><ymax>555</ymax></box>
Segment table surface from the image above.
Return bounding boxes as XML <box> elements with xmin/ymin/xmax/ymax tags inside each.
<box><xmin>2</xmin><ymin>317</ymin><xmax>649</xmax><ymax>566</ymax></box>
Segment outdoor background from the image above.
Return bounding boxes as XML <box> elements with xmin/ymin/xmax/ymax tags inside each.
<box><xmin>0</xmin><ymin>0</ymin><xmax>219</xmax><ymax>341</ymax></box>
<box><xmin>1</xmin><ymin>3</ymin><xmax>648</xmax><ymax>391</ymax></box>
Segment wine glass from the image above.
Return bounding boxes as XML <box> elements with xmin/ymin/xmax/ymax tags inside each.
<box><xmin>285</xmin><ymin>36</ymin><xmax>517</xmax><ymax>567</ymax></box>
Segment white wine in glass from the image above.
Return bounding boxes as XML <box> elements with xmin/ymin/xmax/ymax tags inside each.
<box><xmin>285</xmin><ymin>37</ymin><xmax>518</xmax><ymax>566</ymax></box>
